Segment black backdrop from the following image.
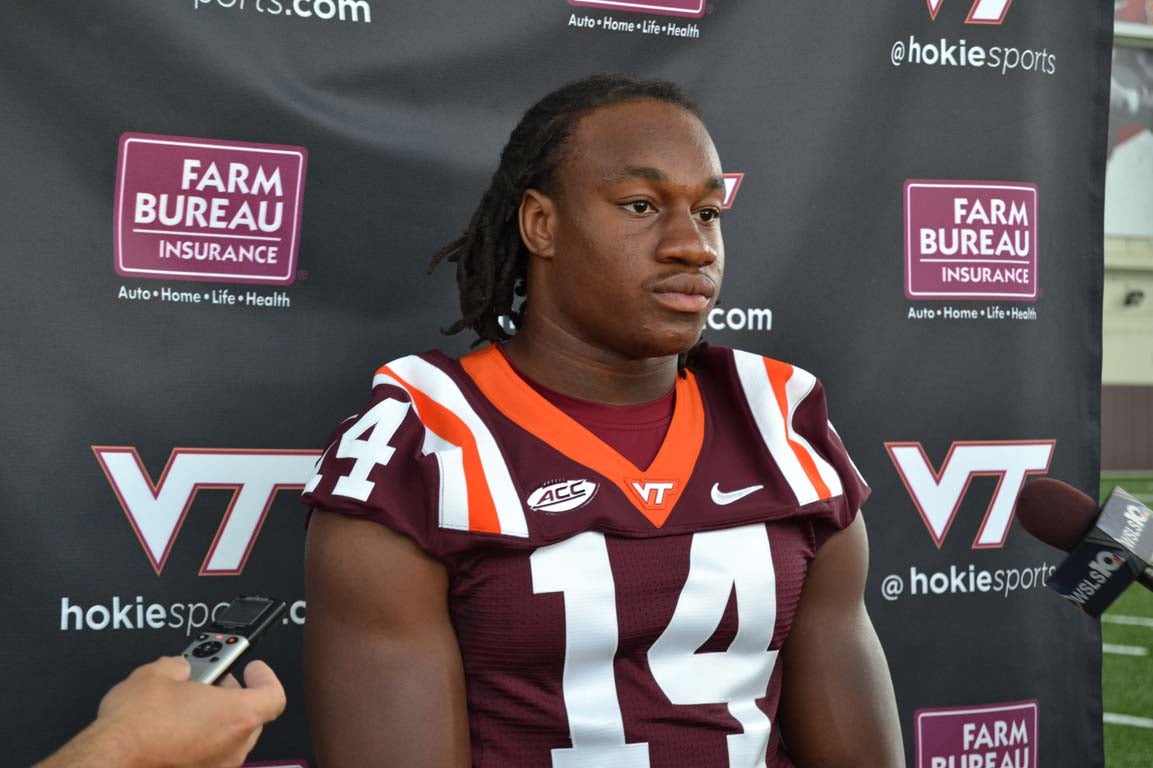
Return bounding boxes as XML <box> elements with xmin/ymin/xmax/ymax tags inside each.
<box><xmin>0</xmin><ymin>2</ymin><xmax>1112</xmax><ymax>765</ymax></box>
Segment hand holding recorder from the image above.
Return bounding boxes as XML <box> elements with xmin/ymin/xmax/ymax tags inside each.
<box><xmin>33</xmin><ymin>596</ymin><xmax>287</xmax><ymax>768</ymax></box>
<box><xmin>178</xmin><ymin>595</ymin><xmax>287</xmax><ymax>684</ymax></box>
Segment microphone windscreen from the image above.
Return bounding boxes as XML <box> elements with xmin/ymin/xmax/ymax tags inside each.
<box><xmin>1015</xmin><ymin>477</ymin><xmax>1099</xmax><ymax>552</ymax></box>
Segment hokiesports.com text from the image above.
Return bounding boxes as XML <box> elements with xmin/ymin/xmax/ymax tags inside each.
<box><xmin>59</xmin><ymin>595</ymin><xmax>306</xmax><ymax>634</ymax></box>
<box><xmin>890</xmin><ymin>36</ymin><xmax>1056</xmax><ymax>76</ymax></box>
<box><xmin>194</xmin><ymin>0</ymin><xmax>372</xmax><ymax>24</ymax></box>
<box><xmin>880</xmin><ymin>562</ymin><xmax>1057</xmax><ymax>602</ymax></box>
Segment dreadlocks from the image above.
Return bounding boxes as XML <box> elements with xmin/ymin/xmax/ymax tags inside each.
<box><xmin>429</xmin><ymin>73</ymin><xmax>708</xmax><ymax>373</ymax></box>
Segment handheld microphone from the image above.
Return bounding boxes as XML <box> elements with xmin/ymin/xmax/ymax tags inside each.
<box><xmin>1015</xmin><ymin>479</ymin><xmax>1153</xmax><ymax>616</ymax></box>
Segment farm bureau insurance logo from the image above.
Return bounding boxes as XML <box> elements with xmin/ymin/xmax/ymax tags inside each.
<box><xmin>114</xmin><ymin>133</ymin><xmax>308</xmax><ymax>285</ymax></box>
<box><xmin>904</xmin><ymin>180</ymin><xmax>1038</xmax><ymax>301</ymax></box>
<box><xmin>916</xmin><ymin>700</ymin><xmax>1037</xmax><ymax>768</ymax></box>
<box><xmin>568</xmin><ymin>0</ymin><xmax>705</xmax><ymax>18</ymax></box>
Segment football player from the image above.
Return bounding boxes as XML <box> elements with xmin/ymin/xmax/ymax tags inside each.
<box><xmin>302</xmin><ymin>74</ymin><xmax>904</xmax><ymax>767</ymax></box>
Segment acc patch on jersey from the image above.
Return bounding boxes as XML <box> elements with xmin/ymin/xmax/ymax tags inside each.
<box><xmin>526</xmin><ymin>478</ymin><xmax>599</xmax><ymax>514</ymax></box>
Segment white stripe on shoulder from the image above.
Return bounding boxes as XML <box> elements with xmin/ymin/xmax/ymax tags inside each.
<box><xmin>828</xmin><ymin>421</ymin><xmax>867</xmax><ymax>487</ymax></box>
<box><xmin>376</xmin><ymin>356</ymin><xmax>528</xmax><ymax>538</ymax></box>
<box><xmin>782</xmin><ymin>368</ymin><xmax>843</xmax><ymax>499</ymax></box>
<box><xmin>732</xmin><ymin>349</ymin><xmax>841</xmax><ymax>505</ymax></box>
<box><xmin>419</xmin><ymin>428</ymin><xmax>470</xmax><ymax>533</ymax></box>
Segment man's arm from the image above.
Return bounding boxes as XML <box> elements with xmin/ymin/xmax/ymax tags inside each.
<box><xmin>34</xmin><ymin>656</ymin><xmax>285</xmax><ymax>768</ymax></box>
<box><xmin>303</xmin><ymin>508</ymin><xmax>470</xmax><ymax>768</ymax></box>
<box><xmin>778</xmin><ymin>513</ymin><xmax>905</xmax><ymax>767</ymax></box>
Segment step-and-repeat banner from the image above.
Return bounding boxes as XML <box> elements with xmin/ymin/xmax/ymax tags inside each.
<box><xmin>0</xmin><ymin>2</ymin><xmax>1112</xmax><ymax>766</ymax></box>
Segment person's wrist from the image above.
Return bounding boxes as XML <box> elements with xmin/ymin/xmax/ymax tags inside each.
<box><xmin>78</xmin><ymin>716</ymin><xmax>147</xmax><ymax>768</ymax></box>
<box><xmin>32</xmin><ymin>718</ymin><xmax>140</xmax><ymax>768</ymax></box>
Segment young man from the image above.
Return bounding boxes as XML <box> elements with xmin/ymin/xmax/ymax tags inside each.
<box><xmin>302</xmin><ymin>74</ymin><xmax>904</xmax><ymax>767</ymax></box>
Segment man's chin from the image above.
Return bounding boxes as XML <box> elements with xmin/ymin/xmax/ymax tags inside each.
<box><xmin>624</xmin><ymin>327</ymin><xmax>707</xmax><ymax>361</ymax></box>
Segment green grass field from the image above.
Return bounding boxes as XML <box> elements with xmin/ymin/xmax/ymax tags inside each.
<box><xmin>1100</xmin><ymin>473</ymin><xmax>1153</xmax><ymax>767</ymax></box>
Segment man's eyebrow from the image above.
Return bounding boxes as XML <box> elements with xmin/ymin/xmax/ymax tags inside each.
<box><xmin>603</xmin><ymin>165</ymin><xmax>726</xmax><ymax>192</ymax></box>
<box><xmin>604</xmin><ymin>165</ymin><xmax>668</xmax><ymax>184</ymax></box>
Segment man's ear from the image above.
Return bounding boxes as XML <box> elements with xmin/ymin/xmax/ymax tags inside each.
<box><xmin>519</xmin><ymin>189</ymin><xmax>557</xmax><ymax>260</ymax></box>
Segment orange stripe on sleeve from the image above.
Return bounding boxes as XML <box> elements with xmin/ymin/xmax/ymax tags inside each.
<box><xmin>762</xmin><ymin>357</ymin><xmax>832</xmax><ymax>500</ymax></box>
<box><xmin>379</xmin><ymin>365</ymin><xmax>502</xmax><ymax>535</ymax></box>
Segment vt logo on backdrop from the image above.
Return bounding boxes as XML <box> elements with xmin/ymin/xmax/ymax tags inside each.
<box><xmin>883</xmin><ymin>439</ymin><xmax>1053</xmax><ymax>768</ymax></box>
<box><xmin>926</xmin><ymin>0</ymin><xmax>1014</xmax><ymax>24</ymax></box>
<box><xmin>892</xmin><ymin>0</ymin><xmax>1054</xmax><ymax>78</ymax></box>
<box><xmin>885</xmin><ymin>441</ymin><xmax>1054</xmax><ymax>549</ymax></box>
<box><xmin>93</xmin><ymin>447</ymin><xmax>320</xmax><ymax>575</ymax></box>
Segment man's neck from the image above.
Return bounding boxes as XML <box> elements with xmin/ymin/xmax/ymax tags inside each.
<box><xmin>500</xmin><ymin>326</ymin><xmax>679</xmax><ymax>406</ymax></box>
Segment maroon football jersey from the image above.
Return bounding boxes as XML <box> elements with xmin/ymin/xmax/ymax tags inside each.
<box><xmin>302</xmin><ymin>343</ymin><xmax>869</xmax><ymax>768</ymax></box>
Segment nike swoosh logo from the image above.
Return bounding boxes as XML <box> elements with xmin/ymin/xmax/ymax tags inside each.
<box><xmin>710</xmin><ymin>483</ymin><xmax>764</xmax><ymax>506</ymax></box>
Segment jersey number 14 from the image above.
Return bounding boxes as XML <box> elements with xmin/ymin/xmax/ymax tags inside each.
<box><xmin>531</xmin><ymin>525</ymin><xmax>780</xmax><ymax>768</ymax></box>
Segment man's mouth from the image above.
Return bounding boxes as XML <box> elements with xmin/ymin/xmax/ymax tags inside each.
<box><xmin>651</xmin><ymin>274</ymin><xmax>717</xmax><ymax>312</ymax></box>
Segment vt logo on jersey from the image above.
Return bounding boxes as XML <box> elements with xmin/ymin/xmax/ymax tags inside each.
<box><xmin>528</xmin><ymin>479</ymin><xmax>599</xmax><ymax>514</ymax></box>
<box><xmin>886</xmin><ymin>440</ymin><xmax>1054</xmax><ymax>549</ymax></box>
<box><xmin>926</xmin><ymin>0</ymin><xmax>1015</xmax><ymax>24</ymax></box>
<box><xmin>93</xmin><ymin>446</ymin><xmax>320</xmax><ymax>575</ymax></box>
<box><xmin>629</xmin><ymin>479</ymin><xmax>679</xmax><ymax>509</ymax></box>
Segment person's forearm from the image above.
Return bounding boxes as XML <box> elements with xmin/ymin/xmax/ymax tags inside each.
<box><xmin>33</xmin><ymin>720</ymin><xmax>141</xmax><ymax>768</ymax></box>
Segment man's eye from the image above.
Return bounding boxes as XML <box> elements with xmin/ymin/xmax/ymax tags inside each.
<box><xmin>625</xmin><ymin>201</ymin><xmax>652</xmax><ymax>214</ymax></box>
<box><xmin>697</xmin><ymin>207</ymin><xmax>721</xmax><ymax>222</ymax></box>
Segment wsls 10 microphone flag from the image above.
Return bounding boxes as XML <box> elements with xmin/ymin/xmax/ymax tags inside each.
<box><xmin>1044</xmin><ymin>486</ymin><xmax>1153</xmax><ymax>616</ymax></box>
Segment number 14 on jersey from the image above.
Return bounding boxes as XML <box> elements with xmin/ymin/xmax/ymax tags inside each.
<box><xmin>530</xmin><ymin>525</ymin><xmax>780</xmax><ymax>768</ymax></box>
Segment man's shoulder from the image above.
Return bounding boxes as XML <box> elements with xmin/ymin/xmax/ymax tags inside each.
<box><xmin>368</xmin><ymin>348</ymin><xmax>463</xmax><ymax>390</ymax></box>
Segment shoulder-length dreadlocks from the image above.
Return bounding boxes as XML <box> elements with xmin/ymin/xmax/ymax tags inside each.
<box><xmin>430</xmin><ymin>74</ymin><xmax>710</xmax><ymax>372</ymax></box>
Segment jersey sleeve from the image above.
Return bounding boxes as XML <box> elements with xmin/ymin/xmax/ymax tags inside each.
<box><xmin>301</xmin><ymin>377</ymin><xmax>445</xmax><ymax>559</ymax></box>
<box><xmin>787</xmin><ymin>373</ymin><xmax>871</xmax><ymax>549</ymax></box>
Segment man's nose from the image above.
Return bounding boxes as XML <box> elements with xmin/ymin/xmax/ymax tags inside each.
<box><xmin>656</xmin><ymin>210</ymin><xmax>720</xmax><ymax>267</ymax></box>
